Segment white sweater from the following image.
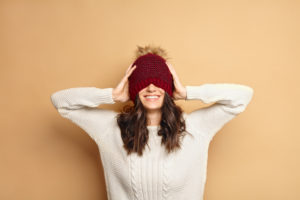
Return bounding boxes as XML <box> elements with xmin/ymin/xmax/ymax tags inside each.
<box><xmin>50</xmin><ymin>83</ymin><xmax>253</xmax><ymax>200</ymax></box>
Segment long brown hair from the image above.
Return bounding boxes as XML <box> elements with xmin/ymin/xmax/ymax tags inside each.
<box><xmin>116</xmin><ymin>92</ymin><xmax>191</xmax><ymax>157</ymax></box>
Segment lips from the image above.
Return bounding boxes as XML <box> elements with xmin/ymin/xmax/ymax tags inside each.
<box><xmin>144</xmin><ymin>95</ymin><xmax>160</xmax><ymax>97</ymax></box>
<box><xmin>144</xmin><ymin>95</ymin><xmax>160</xmax><ymax>101</ymax></box>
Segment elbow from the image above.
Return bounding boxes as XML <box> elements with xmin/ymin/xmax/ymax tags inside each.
<box><xmin>235</xmin><ymin>86</ymin><xmax>254</xmax><ymax>114</ymax></box>
<box><xmin>245</xmin><ymin>86</ymin><xmax>254</xmax><ymax>105</ymax></box>
<box><xmin>222</xmin><ymin>104</ymin><xmax>248</xmax><ymax>115</ymax></box>
<box><xmin>50</xmin><ymin>93</ymin><xmax>59</xmax><ymax>109</ymax></box>
<box><xmin>223</xmin><ymin>86</ymin><xmax>254</xmax><ymax>115</ymax></box>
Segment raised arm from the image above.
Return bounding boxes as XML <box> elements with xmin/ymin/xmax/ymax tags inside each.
<box><xmin>50</xmin><ymin>87</ymin><xmax>117</xmax><ymax>143</ymax></box>
<box><xmin>185</xmin><ymin>83</ymin><xmax>254</xmax><ymax>142</ymax></box>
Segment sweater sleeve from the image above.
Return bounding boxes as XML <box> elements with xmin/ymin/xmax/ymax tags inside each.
<box><xmin>185</xmin><ymin>83</ymin><xmax>254</xmax><ymax>142</ymax></box>
<box><xmin>50</xmin><ymin>87</ymin><xmax>117</xmax><ymax>143</ymax></box>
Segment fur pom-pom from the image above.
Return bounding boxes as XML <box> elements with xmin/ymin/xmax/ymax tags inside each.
<box><xmin>133</xmin><ymin>44</ymin><xmax>171</xmax><ymax>61</ymax></box>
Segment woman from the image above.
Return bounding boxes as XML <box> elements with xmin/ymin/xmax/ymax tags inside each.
<box><xmin>50</xmin><ymin>45</ymin><xmax>254</xmax><ymax>200</ymax></box>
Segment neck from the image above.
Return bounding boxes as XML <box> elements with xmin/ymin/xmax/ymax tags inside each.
<box><xmin>146</xmin><ymin>110</ymin><xmax>162</xmax><ymax>126</ymax></box>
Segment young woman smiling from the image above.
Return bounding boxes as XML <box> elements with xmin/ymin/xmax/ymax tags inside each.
<box><xmin>51</xmin><ymin>44</ymin><xmax>254</xmax><ymax>200</ymax></box>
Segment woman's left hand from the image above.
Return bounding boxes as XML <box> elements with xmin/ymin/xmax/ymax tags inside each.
<box><xmin>166</xmin><ymin>62</ymin><xmax>187</xmax><ymax>100</ymax></box>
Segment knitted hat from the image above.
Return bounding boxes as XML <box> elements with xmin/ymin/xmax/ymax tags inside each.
<box><xmin>128</xmin><ymin>53</ymin><xmax>174</xmax><ymax>102</ymax></box>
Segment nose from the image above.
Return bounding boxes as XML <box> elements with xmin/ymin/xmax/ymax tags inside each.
<box><xmin>146</xmin><ymin>83</ymin><xmax>157</xmax><ymax>91</ymax></box>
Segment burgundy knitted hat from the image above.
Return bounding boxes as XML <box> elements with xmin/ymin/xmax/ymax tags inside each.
<box><xmin>128</xmin><ymin>53</ymin><xmax>174</xmax><ymax>102</ymax></box>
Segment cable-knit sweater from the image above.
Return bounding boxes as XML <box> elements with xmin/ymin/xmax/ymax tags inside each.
<box><xmin>50</xmin><ymin>83</ymin><xmax>254</xmax><ymax>200</ymax></box>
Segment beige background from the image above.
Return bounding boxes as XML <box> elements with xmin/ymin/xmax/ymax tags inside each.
<box><xmin>1</xmin><ymin>0</ymin><xmax>299</xmax><ymax>199</ymax></box>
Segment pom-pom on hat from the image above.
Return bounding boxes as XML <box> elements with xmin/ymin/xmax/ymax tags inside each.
<box><xmin>128</xmin><ymin>52</ymin><xmax>174</xmax><ymax>102</ymax></box>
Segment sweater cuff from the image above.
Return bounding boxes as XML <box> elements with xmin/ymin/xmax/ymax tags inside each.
<box><xmin>185</xmin><ymin>85</ymin><xmax>206</xmax><ymax>101</ymax></box>
<box><xmin>95</xmin><ymin>87</ymin><xmax>116</xmax><ymax>105</ymax></box>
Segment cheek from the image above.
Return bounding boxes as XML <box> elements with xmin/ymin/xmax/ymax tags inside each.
<box><xmin>159</xmin><ymin>95</ymin><xmax>165</xmax><ymax>103</ymax></box>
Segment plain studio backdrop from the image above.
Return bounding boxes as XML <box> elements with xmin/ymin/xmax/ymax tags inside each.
<box><xmin>0</xmin><ymin>0</ymin><xmax>299</xmax><ymax>199</ymax></box>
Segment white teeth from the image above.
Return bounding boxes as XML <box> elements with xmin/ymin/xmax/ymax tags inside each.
<box><xmin>146</xmin><ymin>96</ymin><xmax>159</xmax><ymax>99</ymax></box>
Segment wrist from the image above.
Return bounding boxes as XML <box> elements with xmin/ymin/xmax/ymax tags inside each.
<box><xmin>182</xmin><ymin>87</ymin><xmax>187</xmax><ymax>100</ymax></box>
<box><xmin>112</xmin><ymin>89</ymin><xmax>118</xmax><ymax>102</ymax></box>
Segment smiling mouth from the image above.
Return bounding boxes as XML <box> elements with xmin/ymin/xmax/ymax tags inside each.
<box><xmin>144</xmin><ymin>95</ymin><xmax>160</xmax><ymax>101</ymax></box>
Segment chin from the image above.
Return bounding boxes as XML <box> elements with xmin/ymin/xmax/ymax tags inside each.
<box><xmin>143</xmin><ymin>104</ymin><xmax>163</xmax><ymax>110</ymax></box>
<box><xmin>146</xmin><ymin>106</ymin><xmax>162</xmax><ymax>109</ymax></box>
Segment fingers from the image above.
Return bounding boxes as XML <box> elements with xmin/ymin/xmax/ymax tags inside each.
<box><xmin>126</xmin><ymin>63</ymin><xmax>136</xmax><ymax>73</ymax></box>
<box><xmin>166</xmin><ymin>62</ymin><xmax>178</xmax><ymax>79</ymax></box>
<box><xmin>166</xmin><ymin>62</ymin><xmax>175</xmax><ymax>75</ymax></box>
<box><xmin>121</xmin><ymin>65</ymin><xmax>136</xmax><ymax>85</ymax></box>
<box><xmin>125</xmin><ymin>64</ymin><xmax>132</xmax><ymax>74</ymax></box>
<box><xmin>126</xmin><ymin>65</ymin><xmax>136</xmax><ymax>77</ymax></box>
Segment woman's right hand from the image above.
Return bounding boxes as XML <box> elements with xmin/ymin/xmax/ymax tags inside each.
<box><xmin>112</xmin><ymin>64</ymin><xmax>137</xmax><ymax>102</ymax></box>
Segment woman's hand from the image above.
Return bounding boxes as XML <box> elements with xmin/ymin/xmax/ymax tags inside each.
<box><xmin>112</xmin><ymin>64</ymin><xmax>136</xmax><ymax>102</ymax></box>
<box><xmin>166</xmin><ymin>62</ymin><xmax>187</xmax><ymax>100</ymax></box>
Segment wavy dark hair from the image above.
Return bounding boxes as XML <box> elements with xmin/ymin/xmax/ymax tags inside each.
<box><xmin>116</xmin><ymin>91</ymin><xmax>192</xmax><ymax>157</ymax></box>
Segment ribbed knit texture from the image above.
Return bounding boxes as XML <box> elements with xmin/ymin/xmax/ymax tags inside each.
<box><xmin>50</xmin><ymin>83</ymin><xmax>254</xmax><ymax>200</ymax></box>
<box><xmin>128</xmin><ymin>53</ymin><xmax>174</xmax><ymax>102</ymax></box>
